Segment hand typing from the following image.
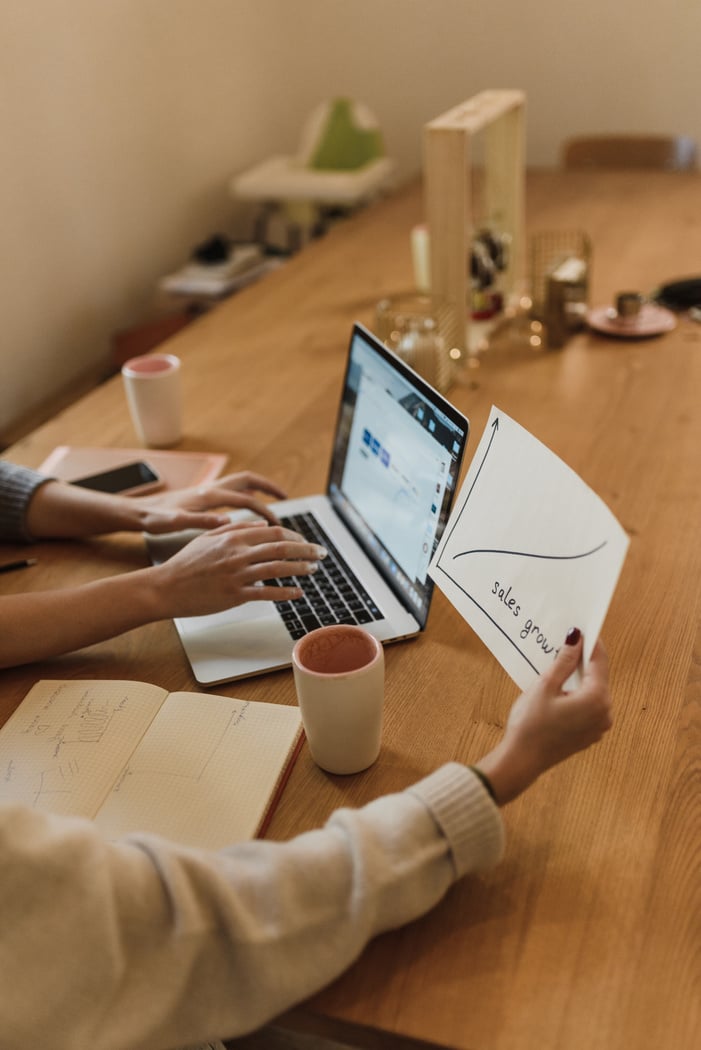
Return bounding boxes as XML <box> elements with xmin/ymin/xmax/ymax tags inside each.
<box><xmin>151</xmin><ymin>522</ymin><xmax>328</xmax><ymax>617</ymax></box>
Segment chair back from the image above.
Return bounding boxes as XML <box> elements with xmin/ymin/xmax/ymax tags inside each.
<box><xmin>562</xmin><ymin>134</ymin><xmax>697</xmax><ymax>171</ymax></box>
<box><xmin>297</xmin><ymin>98</ymin><xmax>386</xmax><ymax>171</ymax></box>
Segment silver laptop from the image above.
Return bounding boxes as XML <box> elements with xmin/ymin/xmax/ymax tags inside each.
<box><xmin>148</xmin><ymin>322</ymin><xmax>469</xmax><ymax>685</ymax></box>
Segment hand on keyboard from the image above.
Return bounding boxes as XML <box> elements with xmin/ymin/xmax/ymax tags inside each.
<box><xmin>266</xmin><ymin>513</ymin><xmax>383</xmax><ymax>639</ymax></box>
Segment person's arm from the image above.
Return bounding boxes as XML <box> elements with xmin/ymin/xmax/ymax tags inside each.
<box><xmin>0</xmin><ymin>522</ymin><xmax>326</xmax><ymax>668</ymax></box>
<box><xmin>0</xmin><ymin>462</ymin><xmax>53</xmax><ymax>542</ymax></box>
<box><xmin>1</xmin><ymin>763</ymin><xmax>497</xmax><ymax>1050</ymax></box>
<box><xmin>0</xmin><ymin>634</ymin><xmax>610</xmax><ymax>1050</ymax></box>
<box><xmin>22</xmin><ymin>470</ymin><xmax>290</xmax><ymax>539</ymax></box>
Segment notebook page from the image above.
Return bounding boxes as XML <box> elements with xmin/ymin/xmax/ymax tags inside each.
<box><xmin>93</xmin><ymin>692</ymin><xmax>302</xmax><ymax>850</ymax></box>
<box><xmin>0</xmin><ymin>680</ymin><xmax>167</xmax><ymax>818</ymax></box>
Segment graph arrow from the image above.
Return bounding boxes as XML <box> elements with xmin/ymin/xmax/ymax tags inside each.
<box><xmin>438</xmin><ymin>414</ymin><xmax>499</xmax><ymax>561</ymax></box>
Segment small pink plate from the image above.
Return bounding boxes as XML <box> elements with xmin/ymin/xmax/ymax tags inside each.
<box><xmin>587</xmin><ymin>302</ymin><xmax>677</xmax><ymax>339</ymax></box>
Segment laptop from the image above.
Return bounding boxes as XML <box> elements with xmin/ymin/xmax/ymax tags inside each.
<box><xmin>148</xmin><ymin>322</ymin><xmax>469</xmax><ymax>685</ymax></box>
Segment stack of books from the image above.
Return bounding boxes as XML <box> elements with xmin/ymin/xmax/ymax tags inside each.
<box><xmin>159</xmin><ymin>243</ymin><xmax>282</xmax><ymax>299</ymax></box>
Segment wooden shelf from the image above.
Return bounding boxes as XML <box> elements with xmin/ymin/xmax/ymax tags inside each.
<box><xmin>423</xmin><ymin>89</ymin><xmax>526</xmax><ymax>356</ymax></box>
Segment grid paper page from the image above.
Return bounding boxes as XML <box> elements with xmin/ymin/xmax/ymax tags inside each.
<box><xmin>94</xmin><ymin>692</ymin><xmax>302</xmax><ymax>849</ymax></box>
<box><xmin>0</xmin><ymin>680</ymin><xmax>167</xmax><ymax>817</ymax></box>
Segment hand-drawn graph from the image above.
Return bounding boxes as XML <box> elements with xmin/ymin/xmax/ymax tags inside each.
<box><xmin>430</xmin><ymin>408</ymin><xmax>630</xmax><ymax>688</ymax></box>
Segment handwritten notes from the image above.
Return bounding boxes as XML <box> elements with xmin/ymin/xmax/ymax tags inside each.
<box><xmin>429</xmin><ymin>406</ymin><xmax>630</xmax><ymax>689</ymax></box>
<box><xmin>0</xmin><ymin>680</ymin><xmax>302</xmax><ymax>848</ymax></box>
<box><xmin>0</xmin><ymin>681</ymin><xmax>165</xmax><ymax>817</ymax></box>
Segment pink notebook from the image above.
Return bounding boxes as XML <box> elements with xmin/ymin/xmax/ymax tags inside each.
<box><xmin>39</xmin><ymin>446</ymin><xmax>228</xmax><ymax>491</ymax></box>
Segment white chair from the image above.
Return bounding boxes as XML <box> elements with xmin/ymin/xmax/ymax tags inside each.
<box><xmin>231</xmin><ymin>98</ymin><xmax>395</xmax><ymax>251</ymax></box>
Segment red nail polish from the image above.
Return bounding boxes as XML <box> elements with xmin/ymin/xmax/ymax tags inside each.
<box><xmin>565</xmin><ymin>627</ymin><xmax>581</xmax><ymax>646</ymax></box>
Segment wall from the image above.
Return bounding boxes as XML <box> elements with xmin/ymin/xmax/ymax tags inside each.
<box><xmin>2</xmin><ymin>0</ymin><xmax>700</xmax><ymax>439</ymax></box>
<box><xmin>0</xmin><ymin>0</ymin><xmax>307</xmax><ymax>439</ymax></box>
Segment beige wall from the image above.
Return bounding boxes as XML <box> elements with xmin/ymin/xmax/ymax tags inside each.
<box><xmin>2</xmin><ymin>0</ymin><xmax>700</xmax><ymax>438</ymax></box>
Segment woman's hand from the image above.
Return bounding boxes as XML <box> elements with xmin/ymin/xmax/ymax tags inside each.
<box><xmin>25</xmin><ymin>472</ymin><xmax>288</xmax><ymax>539</ymax></box>
<box><xmin>476</xmin><ymin>630</ymin><xmax>612</xmax><ymax>805</ymax></box>
<box><xmin>150</xmin><ymin>521</ymin><xmax>327</xmax><ymax>617</ymax></box>
<box><xmin>136</xmin><ymin>471</ymin><xmax>288</xmax><ymax>532</ymax></box>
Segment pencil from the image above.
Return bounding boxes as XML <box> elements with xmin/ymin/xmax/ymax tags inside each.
<box><xmin>0</xmin><ymin>558</ymin><xmax>38</xmax><ymax>574</ymax></box>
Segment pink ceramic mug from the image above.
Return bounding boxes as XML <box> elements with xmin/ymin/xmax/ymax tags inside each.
<box><xmin>292</xmin><ymin>624</ymin><xmax>384</xmax><ymax>775</ymax></box>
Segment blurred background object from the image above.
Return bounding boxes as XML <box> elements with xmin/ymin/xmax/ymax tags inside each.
<box><xmin>375</xmin><ymin>294</ymin><xmax>458</xmax><ymax>392</ymax></box>
<box><xmin>423</xmin><ymin>90</ymin><xmax>526</xmax><ymax>363</ymax></box>
<box><xmin>231</xmin><ymin>98</ymin><xmax>395</xmax><ymax>252</ymax></box>
<box><xmin>529</xmin><ymin>230</ymin><xmax>591</xmax><ymax>348</ymax></box>
<box><xmin>561</xmin><ymin>133</ymin><xmax>697</xmax><ymax>170</ymax></box>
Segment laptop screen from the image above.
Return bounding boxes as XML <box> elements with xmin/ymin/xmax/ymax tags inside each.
<box><xmin>328</xmin><ymin>323</ymin><xmax>469</xmax><ymax>628</ymax></box>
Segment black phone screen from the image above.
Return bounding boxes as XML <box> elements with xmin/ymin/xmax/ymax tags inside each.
<box><xmin>71</xmin><ymin>461</ymin><xmax>160</xmax><ymax>493</ymax></box>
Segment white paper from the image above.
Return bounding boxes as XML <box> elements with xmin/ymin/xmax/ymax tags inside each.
<box><xmin>429</xmin><ymin>406</ymin><xmax>630</xmax><ymax>689</ymax></box>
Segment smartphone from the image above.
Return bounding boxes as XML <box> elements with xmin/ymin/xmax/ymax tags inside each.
<box><xmin>71</xmin><ymin>461</ymin><xmax>164</xmax><ymax>497</ymax></box>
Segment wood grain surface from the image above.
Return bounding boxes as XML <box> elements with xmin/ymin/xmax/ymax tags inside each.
<box><xmin>2</xmin><ymin>171</ymin><xmax>700</xmax><ymax>1050</ymax></box>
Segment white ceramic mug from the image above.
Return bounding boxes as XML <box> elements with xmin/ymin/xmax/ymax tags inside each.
<box><xmin>292</xmin><ymin>624</ymin><xmax>385</xmax><ymax>775</ymax></box>
<box><xmin>121</xmin><ymin>353</ymin><xmax>183</xmax><ymax>447</ymax></box>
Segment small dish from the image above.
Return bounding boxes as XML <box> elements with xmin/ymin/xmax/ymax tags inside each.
<box><xmin>587</xmin><ymin>302</ymin><xmax>676</xmax><ymax>339</ymax></box>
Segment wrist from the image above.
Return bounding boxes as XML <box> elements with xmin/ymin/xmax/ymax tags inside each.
<box><xmin>98</xmin><ymin>495</ymin><xmax>150</xmax><ymax>533</ymax></box>
<box><xmin>468</xmin><ymin>765</ymin><xmax>498</xmax><ymax>803</ymax></box>
<box><xmin>475</xmin><ymin>740</ymin><xmax>541</xmax><ymax>806</ymax></box>
<box><xmin>124</xmin><ymin>565</ymin><xmax>172</xmax><ymax>623</ymax></box>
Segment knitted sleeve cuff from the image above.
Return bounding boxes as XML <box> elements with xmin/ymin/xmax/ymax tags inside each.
<box><xmin>409</xmin><ymin>762</ymin><xmax>505</xmax><ymax>877</ymax></box>
<box><xmin>0</xmin><ymin>462</ymin><xmax>52</xmax><ymax>542</ymax></box>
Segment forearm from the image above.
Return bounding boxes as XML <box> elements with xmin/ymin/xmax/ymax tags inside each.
<box><xmin>25</xmin><ymin>481</ymin><xmax>148</xmax><ymax>538</ymax></box>
<box><xmin>0</xmin><ymin>765</ymin><xmax>503</xmax><ymax>1049</ymax></box>
<box><xmin>476</xmin><ymin>739</ymin><xmax>540</xmax><ymax>806</ymax></box>
<box><xmin>0</xmin><ymin>568</ymin><xmax>165</xmax><ymax>668</ymax></box>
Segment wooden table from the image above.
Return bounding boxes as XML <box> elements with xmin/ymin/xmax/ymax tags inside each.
<box><xmin>2</xmin><ymin>171</ymin><xmax>700</xmax><ymax>1050</ymax></box>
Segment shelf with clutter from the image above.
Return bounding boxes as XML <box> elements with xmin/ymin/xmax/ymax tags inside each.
<box><xmin>422</xmin><ymin>89</ymin><xmax>527</xmax><ymax>364</ymax></box>
<box><xmin>366</xmin><ymin>92</ymin><xmax>528</xmax><ymax>396</ymax></box>
<box><xmin>111</xmin><ymin>234</ymin><xmax>285</xmax><ymax>372</ymax></box>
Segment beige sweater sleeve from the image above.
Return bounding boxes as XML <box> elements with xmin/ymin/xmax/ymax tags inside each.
<box><xmin>0</xmin><ymin>762</ymin><xmax>503</xmax><ymax>1050</ymax></box>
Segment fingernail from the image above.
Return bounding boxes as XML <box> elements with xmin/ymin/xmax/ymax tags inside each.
<box><xmin>565</xmin><ymin>627</ymin><xmax>581</xmax><ymax>646</ymax></box>
<box><xmin>315</xmin><ymin>546</ymin><xmax>328</xmax><ymax>559</ymax></box>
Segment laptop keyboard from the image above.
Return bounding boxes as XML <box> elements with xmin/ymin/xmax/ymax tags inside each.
<box><xmin>265</xmin><ymin>511</ymin><xmax>384</xmax><ymax>640</ymax></box>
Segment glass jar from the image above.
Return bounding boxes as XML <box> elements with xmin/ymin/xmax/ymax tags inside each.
<box><xmin>374</xmin><ymin>296</ymin><xmax>456</xmax><ymax>392</ymax></box>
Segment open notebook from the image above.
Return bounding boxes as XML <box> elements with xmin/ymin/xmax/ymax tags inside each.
<box><xmin>0</xmin><ymin>680</ymin><xmax>302</xmax><ymax>849</ymax></box>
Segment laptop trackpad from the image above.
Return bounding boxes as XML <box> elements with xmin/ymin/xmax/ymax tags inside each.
<box><xmin>175</xmin><ymin>602</ymin><xmax>293</xmax><ymax>684</ymax></box>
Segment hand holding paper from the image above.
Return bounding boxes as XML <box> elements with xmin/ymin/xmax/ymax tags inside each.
<box><xmin>429</xmin><ymin>407</ymin><xmax>629</xmax><ymax>689</ymax></box>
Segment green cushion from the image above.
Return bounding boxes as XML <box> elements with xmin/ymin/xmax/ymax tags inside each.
<box><xmin>309</xmin><ymin>98</ymin><xmax>384</xmax><ymax>171</ymax></box>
